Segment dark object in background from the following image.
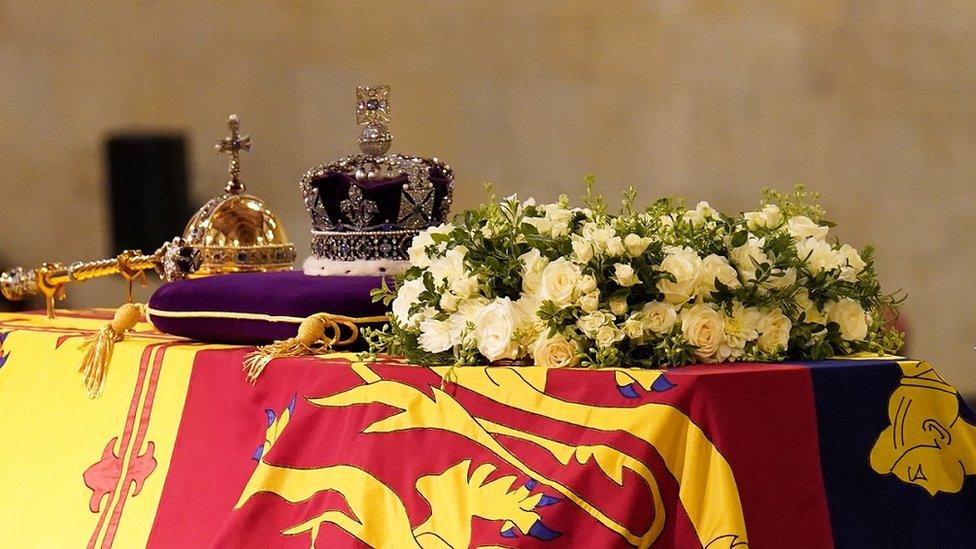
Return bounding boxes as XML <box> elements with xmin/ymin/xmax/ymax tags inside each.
<box><xmin>106</xmin><ymin>133</ymin><xmax>190</xmax><ymax>255</ymax></box>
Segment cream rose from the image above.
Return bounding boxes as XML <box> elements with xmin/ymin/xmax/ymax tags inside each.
<box><xmin>837</xmin><ymin>244</ymin><xmax>866</xmax><ymax>282</ymax></box>
<box><xmin>539</xmin><ymin>258</ymin><xmax>581</xmax><ymax>308</ymax></box>
<box><xmin>744</xmin><ymin>204</ymin><xmax>783</xmax><ymax>231</ymax></box>
<box><xmin>595</xmin><ymin>325</ymin><xmax>624</xmax><ymax>349</ymax></box>
<box><xmin>757</xmin><ymin>309</ymin><xmax>792</xmax><ymax>354</ymax></box>
<box><xmin>642</xmin><ymin>301</ymin><xmax>678</xmax><ymax>334</ymax></box>
<box><xmin>731</xmin><ymin>236</ymin><xmax>768</xmax><ymax>283</ymax></box>
<box><xmin>605</xmin><ymin>236</ymin><xmax>626</xmax><ymax>257</ymax></box>
<box><xmin>794</xmin><ymin>289</ymin><xmax>827</xmax><ymax>325</ymax></box>
<box><xmin>474</xmin><ymin>298</ymin><xmax>523</xmax><ymax>361</ymax></box>
<box><xmin>578</xmin><ymin>275</ymin><xmax>597</xmax><ymax>294</ymax></box>
<box><xmin>681</xmin><ymin>303</ymin><xmax>726</xmax><ymax>362</ymax></box>
<box><xmin>519</xmin><ymin>248</ymin><xmax>549</xmax><ymax>295</ymax></box>
<box><xmin>613</xmin><ymin>263</ymin><xmax>640</xmax><ymax>287</ymax></box>
<box><xmin>787</xmin><ymin>215</ymin><xmax>828</xmax><ymax>241</ymax></box>
<box><xmin>698</xmin><ymin>254</ymin><xmax>740</xmax><ymax>298</ymax></box>
<box><xmin>622</xmin><ymin>316</ymin><xmax>644</xmax><ymax>340</ymax></box>
<box><xmin>826</xmin><ymin>299</ymin><xmax>869</xmax><ymax>341</ymax></box>
<box><xmin>609</xmin><ymin>295</ymin><xmax>629</xmax><ymax>316</ymax></box>
<box><xmin>624</xmin><ymin>233</ymin><xmax>652</xmax><ymax>257</ymax></box>
<box><xmin>657</xmin><ymin>246</ymin><xmax>702</xmax><ymax>304</ymax></box>
<box><xmin>577</xmin><ymin>311</ymin><xmax>612</xmax><ymax>338</ymax></box>
<box><xmin>579</xmin><ymin>291</ymin><xmax>600</xmax><ymax>313</ymax></box>
<box><xmin>571</xmin><ymin>235</ymin><xmax>594</xmax><ymax>264</ymax></box>
<box><xmin>532</xmin><ymin>333</ymin><xmax>580</xmax><ymax>368</ymax></box>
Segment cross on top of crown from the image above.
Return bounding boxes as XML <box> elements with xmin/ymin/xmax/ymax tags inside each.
<box><xmin>356</xmin><ymin>86</ymin><xmax>391</xmax><ymax>125</ymax></box>
<box><xmin>215</xmin><ymin>114</ymin><xmax>252</xmax><ymax>194</ymax></box>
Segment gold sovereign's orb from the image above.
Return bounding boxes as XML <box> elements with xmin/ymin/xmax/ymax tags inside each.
<box><xmin>183</xmin><ymin>193</ymin><xmax>296</xmax><ymax>276</ymax></box>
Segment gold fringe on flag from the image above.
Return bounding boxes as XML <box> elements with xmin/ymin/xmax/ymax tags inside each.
<box><xmin>78</xmin><ymin>303</ymin><xmax>144</xmax><ymax>399</ymax></box>
<box><xmin>242</xmin><ymin>313</ymin><xmax>387</xmax><ymax>383</ymax></box>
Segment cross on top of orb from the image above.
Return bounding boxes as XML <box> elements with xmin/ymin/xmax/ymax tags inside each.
<box><xmin>215</xmin><ymin>114</ymin><xmax>252</xmax><ymax>194</ymax></box>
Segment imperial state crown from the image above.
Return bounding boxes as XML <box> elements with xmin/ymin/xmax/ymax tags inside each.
<box><xmin>183</xmin><ymin>115</ymin><xmax>296</xmax><ymax>276</ymax></box>
<box><xmin>300</xmin><ymin>85</ymin><xmax>454</xmax><ymax>275</ymax></box>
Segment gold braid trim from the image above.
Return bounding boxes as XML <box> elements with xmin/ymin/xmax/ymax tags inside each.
<box><xmin>241</xmin><ymin>312</ymin><xmax>388</xmax><ymax>383</ymax></box>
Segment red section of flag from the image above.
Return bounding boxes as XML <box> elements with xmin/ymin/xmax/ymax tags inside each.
<box><xmin>150</xmin><ymin>352</ymin><xmax>833</xmax><ymax>548</ymax></box>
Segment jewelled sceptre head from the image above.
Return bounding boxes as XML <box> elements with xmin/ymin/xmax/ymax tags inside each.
<box><xmin>0</xmin><ymin>238</ymin><xmax>201</xmax><ymax>318</ymax></box>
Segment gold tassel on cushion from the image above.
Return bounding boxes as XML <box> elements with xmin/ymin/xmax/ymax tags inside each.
<box><xmin>242</xmin><ymin>313</ymin><xmax>385</xmax><ymax>383</ymax></box>
<box><xmin>78</xmin><ymin>303</ymin><xmax>144</xmax><ymax>398</ymax></box>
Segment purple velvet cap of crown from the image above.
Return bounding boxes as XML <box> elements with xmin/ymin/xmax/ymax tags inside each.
<box><xmin>148</xmin><ymin>271</ymin><xmax>389</xmax><ymax>345</ymax></box>
<box><xmin>309</xmin><ymin>169</ymin><xmax>453</xmax><ymax>231</ymax></box>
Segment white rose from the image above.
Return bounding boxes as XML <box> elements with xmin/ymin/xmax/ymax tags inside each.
<box><xmin>826</xmin><ymin>299</ymin><xmax>869</xmax><ymax>341</ymax></box>
<box><xmin>698</xmin><ymin>254</ymin><xmax>740</xmax><ymax>298</ymax></box>
<box><xmin>407</xmin><ymin>231</ymin><xmax>435</xmax><ymax>267</ymax></box>
<box><xmin>624</xmin><ymin>233</ymin><xmax>651</xmax><ymax>257</ymax></box>
<box><xmin>731</xmin><ymin>236</ymin><xmax>768</xmax><ymax>282</ymax></box>
<box><xmin>744</xmin><ymin>204</ymin><xmax>783</xmax><ymax>231</ymax></box>
<box><xmin>583</xmin><ymin>223</ymin><xmax>614</xmax><ymax>253</ymax></box>
<box><xmin>796</xmin><ymin>237</ymin><xmax>837</xmax><ymax>274</ymax></box>
<box><xmin>681</xmin><ymin>303</ymin><xmax>726</xmax><ymax>362</ymax></box>
<box><xmin>543</xmin><ymin>203</ymin><xmax>574</xmax><ymax>224</ymax></box>
<box><xmin>605</xmin><ymin>236</ymin><xmax>626</xmax><ymax>257</ymax></box>
<box><xmin>571</xmin><ymin>235</ymin><xmax>594</xmax><ymax>264</ymax></box>
<box><xmin>763</xmin><ymin>267</ymin><xmax>797</xmax><ymax>291</ymax></box>
<box><xmin>439</xmin><ymin>291</ymin><xmax>459</xmax><ymax>312</ymax></box>
<box><xmin>609</xmin><ymin>295</ymin><xmax>629</xmax><ymax>316</ymax></box>
<box><xmin>794</xmin><ymin>289</ymin><xmax>827</xmax><ymax>325</ymax></box>
<box><xmin>622</xmin><ymin>316</ymin><xmax>644</xmax><ymax>340</ymax></box>
<box><xmin>391</xmin><ymin>277</ymin><xmax>426</xmax><ymax>328</ymax></box>
<box><xmin>474</xmin><ymin>298</ymin><xmax>523</xmax><ymax>361</ymax></box>
<box><xmin>613</xmin><ymin>263</ymin><xmax>640</xmax><ymax>287</ymax></box>
<box><xmin>449</xmin><ymin>298</ymin><xmax>488</xmax><ymax>345</ymax></box>
<box><xmin>532</xmin><ymin>333</ymin><xmax>579</xmax><ymax>368</ymax></box>
<box><xmin>682</xmin><ymin>201</ymin><xmax>718</xmax><ymax>227</ymax></box>
<box><xmin>519</xmin><ymin>248</ymin><xmax>549</xmax><ymax>295</ymax></box>
<box><xmin>595</xmin><ymin>325</ymin><xmax>624</xmax><ymax>349</ymax></box>
<box><xmin>787</xmin><ymin>216</ymin><xmax>828</xmax><ymax>241</ymax></box>
<box><xmin>429</xmin><ymin>245</ymin><xmax>467</xmax><ymax>283</ymax></box>
<box><xmin>577</xmin><ymin>311</ymin><xmax>610</xmax><ymax>338</ymax></box>
<box><xmin>642</xmin><ymin>301</ymin><xmax>678</xmax><ymax>334</ymax></box>
<box><xmin>757</xmin><ymin>309</ymin><xmax>792</xmax><ymax>354</ymax></box>
<box><xmin>579</xmin><ymin>291</ymin><xmax>600</xmax><ymax>313</ymax></box>
<box><xmin>448</xmin><ymin>273</ymin><xmax>480</xmax><ymax>299</ymax></box>
<box><xmin>837</xmin><ymin>244</ymin><xmax>866</xmax><ymax>282</ymax></box>
<box><xmin>657</xmin><ymin>246</ymin><xmax>702</xmax><ymax>304</ymax></box>
<box><xmin>539</xmin><ymin>258</ymin><xmax>581</xmax><ymax>308</ymax></box>
<box><xmin>524</xmin><ymin>216</ymin><xmax>554</xmax><ymax>236</ymax></box>
<box><xmin>418</xmin><ymin>318</ymin><xmax>453</xmax><ymax>353</ymax></box>
<box><xmin>409</xmin><ymin>223</ymin><xmax>453</xmax><ymax>267</ymax></box>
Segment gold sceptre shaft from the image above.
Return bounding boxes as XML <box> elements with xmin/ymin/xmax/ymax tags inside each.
<box><xmin>0</xmin><ymin>238</ymin><xmax>201</xmax><ymax>318</ymax></box>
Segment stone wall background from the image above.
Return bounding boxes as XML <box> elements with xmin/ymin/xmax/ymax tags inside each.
<box><xmin>1</xmin><ymin>1</ymin><xmax>974</xmax><ymax>396</ymax></box>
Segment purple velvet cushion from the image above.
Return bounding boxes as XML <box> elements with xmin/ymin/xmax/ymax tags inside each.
<box><xmin>148</xmin><ymin>271</ymin><xmax>388</xmax><ymax>345</ymax></box>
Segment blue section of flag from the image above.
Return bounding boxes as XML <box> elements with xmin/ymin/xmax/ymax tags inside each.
<box><xmin>617</xmin><ymin>384</ymin><xmax>640</xmax><ymax>399</ymax></box>
<box><xmin>651</xmin><ymin>374</ymin><xmax>676</xmax><ymax>392</ymax></box>
<box><xmin>807</xmin><ymin>359</ymin><xmax>976</xmax><ymax>546</ymax></box>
